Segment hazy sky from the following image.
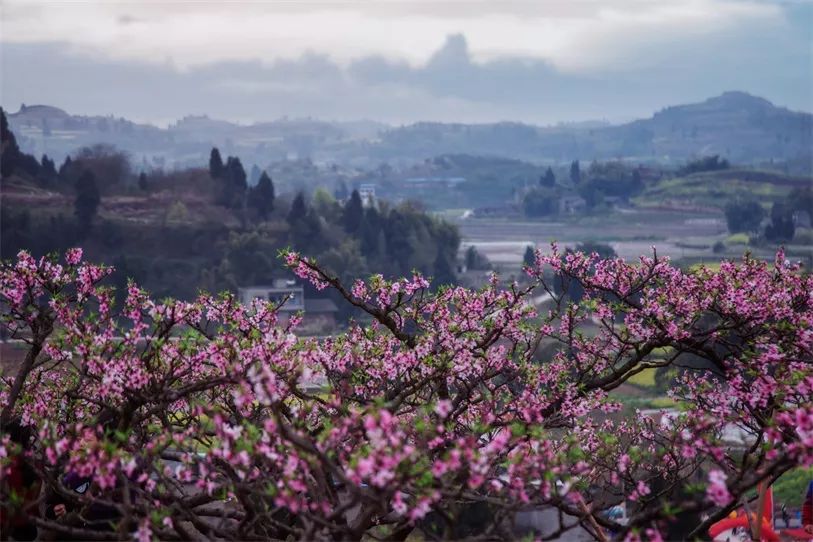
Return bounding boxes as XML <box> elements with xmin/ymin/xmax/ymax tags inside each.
<box><xmin>2</xmin><ymin>0</ymin><xmax>811</xmax><ymax>125</ymax></box>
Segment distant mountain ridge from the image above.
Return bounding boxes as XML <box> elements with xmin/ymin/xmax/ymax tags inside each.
<box><xmin>608</xmin><ymin>91</ymin><xmax>812</xmax><ymax>165</ymax></box>
<box><xmin>6</xmin><ymin>91</ymin><xmax>812</xmax><ymax>173</ymax></box>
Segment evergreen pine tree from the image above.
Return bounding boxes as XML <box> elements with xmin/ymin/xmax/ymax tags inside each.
<box><xmin>250</xmin><ymin>171</ymin><xmax>275</xmax><ymax>220</ymax></box>
<box><xmin>359</xmin><ymin>206</ymin><xmax>381</xmax><ymax>258</ymax></box>
<box><xmin>375</xmin><ymin>231</ymin><xmax>388</xmax><ymax>267</ymax></box>
<box><xmin>74</xmin><ymin>171</ymin><xmax>101</xmax><ymax>236</ymax></box>
<box><xmin>540</xmin><ymin>167</ymin><xmax>556</xmax><ymax>187</ymax></box>
<box><xmin>0</xmin><ymin>108</ymin><xmax>18</xmax><ymax>179</ymax></box>
<box><xmin>287</xmin><ymin>192</ymin><xmax>307</xmax><ymax>225</ymax></box>
<box><xmin>209</xmin><ymin>148</ymin><xmax>224</xmax><ymax>179</ymax></box>
<box><xmin>343</xmin><ymin>190</ymin><xmax>364</xmax><ymax>234</ymax></box>
<box><xmin>227</xmin><ymin>157</ymin><xmax>247</xmax><ymax>191</ymax></box>
<box><xmin>570</xmin><ymin>160</ymin><xmax>581</xmax><ymax>185</ymax></box>
<box><xmin>219</xmin><ymin>156</ymin><xmax>247</xmax><ymax>208</ymax></box>
<box><xmin>1</xmin><ymin>108</ymin><xmax>40</xmax><ymax>179</ymax></box>
<box><xmin>765</xmin><ymin>202</ymin><xmax>795</xmax><ymax>242</ymax></box>
<box><xmin>433</xmin><ymin>250</ymin><xmax>456</xmax><ymax>288</ymax></box>
<box><xmin>41</xmin><ymin>155</ymin><xmax>56</xmax><ymax>176</ymax></box>
<box><xmin>59</xmin><ymin>156</ymin><xmax>73</xmax><ymax>179</ymax></box>
<box><xmin>465</xmin><ymin>246</ymin><xmax>479</xmax><ymax>270</ymax></box>
<box><xmin>523</xmin><ymin>245</ymin><xmax>536</xmax><ymax>268</ymax></box>
<box><xmin>40</xmin><ymin>154</ymin><xmax>57</xmax><ymax>183</ymax></box>
<box><xmin>301</xmin><ymin>209</ymin><xmax>326</xmax><ymax>252</ymax></box>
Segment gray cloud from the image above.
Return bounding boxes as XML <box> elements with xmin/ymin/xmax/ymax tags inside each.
<box><xmin>0</xmin><ymin>0</ymin><xmax>795</xmax><ymax>70</ymax></box>
<box><xmin>2</xmin><ymin>21</ymin><xmax>811</xmax><ymax>126</ymax></box>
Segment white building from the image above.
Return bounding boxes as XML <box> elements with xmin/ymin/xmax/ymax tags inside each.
<box><xmin>238</xmin><ymin>280</ymin><xmax>304</xmax><ymax>313</ymax></box>
<box><xmin>237</xmin><ymin>280</ymin><xmax>339</xmax><ymax>332</ymax></box>
<box><xmin>358</xmin><ymin>184</ymin><xmax>377</xmax><ymax>207</ymax></box>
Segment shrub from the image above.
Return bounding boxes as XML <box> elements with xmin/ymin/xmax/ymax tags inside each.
<box><xmin>725</xmin><ymin>233</ymin><xmax>749</xmax><ymax>245</ymax></box>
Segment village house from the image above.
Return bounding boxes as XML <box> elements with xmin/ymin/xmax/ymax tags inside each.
<box><xmin>358</xmin><ymin>183</ymin><xmax>377</xmax><ymax>207</ymax></box>
<box><xmin>238</xmin><ymin>280</ymin><xmax>339</xmax><ymax>333</ymax></box>
<box><xmin>558</xmin><ymin>195</ymin><xmax>587</xmax><ymax>214</ymax></box>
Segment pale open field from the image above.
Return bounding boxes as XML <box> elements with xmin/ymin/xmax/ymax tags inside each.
<box><xmin>452</xmin><ymin>208</ymin><xmax>792</xmax><ymax>270</ymax></box>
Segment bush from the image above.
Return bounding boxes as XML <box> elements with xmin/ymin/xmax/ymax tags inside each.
<box><xmin>724</xmin><ymin>199</ymin><xmax>765</xmax><ymax>234</ymax></box>
<box><xmin>464</xmin><ymin>245</ymin><xmax>491</xmax><ymax>270</ymax></box>
<box><xmin>725</xmin><ymin>233</ymin><xmax>750</xmax><ymax>245</ymax></box>
<box><xmin>522</xmin><ymin>187</ymin><xmax>558</xmax><ymax>217</ymax></box>
<box><xmin>765</xmin><ymin>202</ymin><xmax>795</xmax><ymax>243</ymax></box>
<box><xmin>678</xmin><ymin>155</ymin><xmax>730</xmax><ymax>176</ymax></box>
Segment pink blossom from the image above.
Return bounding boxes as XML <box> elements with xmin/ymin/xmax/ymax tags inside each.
<box><xmin>618</xmin><ymin>453</ymin><xmax>630</xmax><ymax>473</ymax></box>
<box><xmin>434</xmin><ymin>399</ymin><xmax>453</xmax><ymax>418</ymax></box>
<box><xmin>136</xmin><ymin>519</ymin><xmax>152</xmax><ymax>542</ymax></box>
<box><xmin>2</xmin><ymin>247</ymin><xmax>811</xmax><ymax>538</ymax></box>
<box><xmin>706</xmin><ymin>470</ymin><xmax>732</xmax><ymax>507</ymax></box>
<box><xmin>65</xmin><ymin>248</ymin><xmax>83</xmax><ymax>266</ymax></box>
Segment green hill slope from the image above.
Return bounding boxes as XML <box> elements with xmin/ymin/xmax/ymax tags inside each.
<box><xmin>635</xmin><ymin>168</ymin><xmax>812</xmax><ymax>209</ymax></box>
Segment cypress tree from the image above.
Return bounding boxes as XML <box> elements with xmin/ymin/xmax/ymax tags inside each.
<box><xmin>40</xmin><ymin>154</ymin><xmax>57</xmax><ymax>184</ymax></box>
<box><xmin>570</xmin><ymin>160</ymin><xmax>581</xmax><ymax>185</ymax></box>
<box><xmin>0</xmin><ymin>108</ymin><xmax>18</xmax><ymax>178</ymax></box>
<box><xmin>343</xmin><ymin>189</ymin><xmax>364</xmax><ymax>234</ymax></box>
<box><xmin>209</xmin><ymin>147</ymin><xmax>224</xmax><ymax>179</ymax></box>
<box><xmin>523</xmin><ymin>245</ymin><xmax>535</xmax><ymax>268</ymax></box>
<box><xmin>360</xmin><ymin>206</ymin><xmax>381</xmax><ymax>258</ymax></box>
<box><xmin>41</xmin><ymin>155</ymin><xmax>57</xmax><ymax>177</ymax></box>
<box><xmin>218</xmin><ymin>156</ymin><xmax>247</xmax><ymax>208</ymax></box>
<box><xmin>433</xmin><ymin>250</ymin><xmax>456</xmax><ymax>288</ymax></box>
<box><xmin>74</xmin><ymin>171</ymin><xmax>101</xmax><ymax>236</ymax></box>
<box><xmin>287</xmin><ymin>192</ymin><xmax>307</xmax><ymax>225</ymax></box>
<box><xmin>540</xmin><ymin>167</ymin><xmax>556</xmax><ymax>187</ymax></box>
<box><xmin>765</xmin><ymin>202</ymin><xmax>795</xmax><ymax>242</ymax></box>
<box><xmin>250</xmin><ymin>171</ymin><xmax>275</xmax><ymax>220</ymax></box>
<box><xmin>59</xmin><ymin>156</ymin><xmax>73</xmax><ymax>179</ymax></box>
<box><xmin>1</xmin><ymin>108</ymin><xmax>40</xmax><ymax>179</ymax></box>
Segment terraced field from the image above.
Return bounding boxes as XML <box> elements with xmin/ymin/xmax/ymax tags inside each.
<box><xmin>454</xmin><ymin>208</ymin><xmax>732</xmax><ymax>268</ymax></box>
<box><xmin>634</xmin><ymin>168</ymin><xmax>811</xmax><ymax>209</ymax></box>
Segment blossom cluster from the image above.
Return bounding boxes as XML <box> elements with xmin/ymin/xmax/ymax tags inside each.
<box><xmin>1</xmin><ymin>247</ymin><xmax>810</xmax><ymax>541</ymax></box>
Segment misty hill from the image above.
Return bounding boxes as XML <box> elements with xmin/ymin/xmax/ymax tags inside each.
<box><xmin>601</xmin><ymin>92</ymin><xmax>812</xmax><ymax>167</ymax></box>
<box><xmin>6</xmin><ymin>91</ymin><xmax>812</xmax><ymax>173</ymax></box>
<box><xmin>372</xmin><ymin>92</ymin><xmax>812</xmax><ymax>170</ymax></box>
<box><xmin>7</xmin><ymin>104</ymin><xmax>387</xmax><ymax>171</ymax></box>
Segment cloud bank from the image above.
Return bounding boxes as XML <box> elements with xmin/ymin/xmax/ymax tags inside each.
<box><xmin>1</xmin><ymin>1</ymin><xmax>810</xmax><ymax>124</ymax></box>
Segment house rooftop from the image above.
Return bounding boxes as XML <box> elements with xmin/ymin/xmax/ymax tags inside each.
<box><xmin>238</xmin><ymin>279</ymin><xmax>300</xmax><ymax>291</ymax></box>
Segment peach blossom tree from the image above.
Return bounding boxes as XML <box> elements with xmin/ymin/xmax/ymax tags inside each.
<box><xmin>1</xmin><ymin>247</ymin><xmax>811</xmax><ymax>541</ymax></box>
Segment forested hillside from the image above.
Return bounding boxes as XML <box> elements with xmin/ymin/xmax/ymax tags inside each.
<box><xmin>0</xmin><ymin>109</ymin><xmax>459</xmax><ymax>320</ymax></box>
